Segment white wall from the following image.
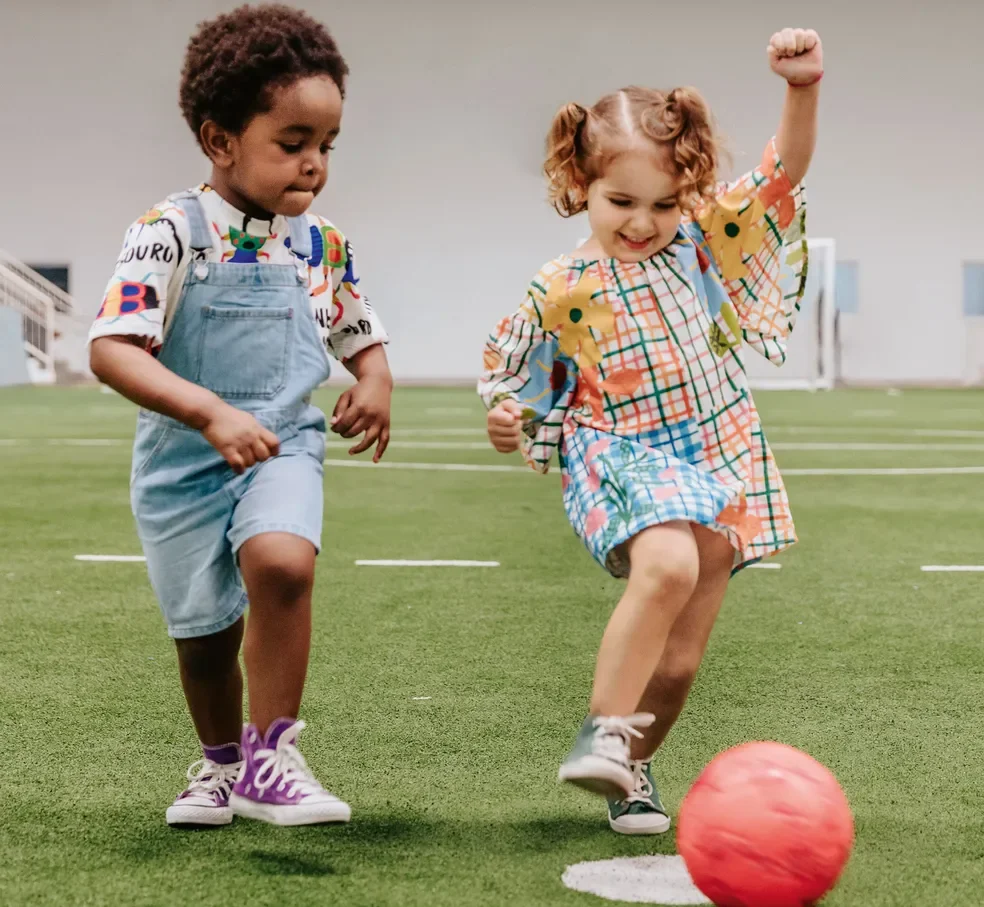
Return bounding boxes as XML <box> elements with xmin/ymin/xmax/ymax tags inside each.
<box><xmin>1</xmin><ymin>0</ymin><xmax>981</xmax><ymax>383</ymax></box>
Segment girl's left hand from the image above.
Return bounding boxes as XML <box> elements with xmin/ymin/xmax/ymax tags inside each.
<box><xmin>768</xmin><ymin>28</ymin><xmax>823</xmax><ymax>86</ymax></box>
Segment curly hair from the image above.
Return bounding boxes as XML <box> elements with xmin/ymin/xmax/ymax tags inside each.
<box><xmin>179</xmin><ymin>3</ymin><xmax>349</xmax><ymax>149</ymax></box>
<box><xmin>544</xmin><ymin>86</ymin><xmax>723</xmax><ymax>217</ymax></box>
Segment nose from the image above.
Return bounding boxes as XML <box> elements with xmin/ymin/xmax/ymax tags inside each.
<box><xmin>302</xmin><ymin>151</ymin><xmax>325</xmax><ymax>180</ymax></box>
<box><xmin>628</xmin><ymin>212</ymin><xmax>657</xmax><ymax>237</ymax></box>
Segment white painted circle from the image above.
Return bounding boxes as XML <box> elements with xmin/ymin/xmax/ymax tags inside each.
<box><xmin>562</xmin><ymin>855</ymin><xmax>710</xmax><ymax>905</ymax></box>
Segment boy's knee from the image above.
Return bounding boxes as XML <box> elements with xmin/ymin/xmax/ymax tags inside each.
<box><xmin>176</xmin><ymin>623</ymin><xmax>242</xmax><ymax>679</ymax></box>
<box><xmin>240</xmin><ymin>535</ymin><xmax>316</xmax><ymax>603</ymax></box>
<box><xmin>258</xmin><ymin>555</ymin><xmax>314</xmax><ymax>601</ymax></box>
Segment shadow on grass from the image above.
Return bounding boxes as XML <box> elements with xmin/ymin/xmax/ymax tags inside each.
<box><xmin>102</xmin><ymin>808</ymin><xmax>674</xmax><ymax>872</ymax></box>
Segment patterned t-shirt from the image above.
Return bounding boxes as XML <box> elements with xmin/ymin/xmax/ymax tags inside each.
<box><xmin>87</xmin><ymin>184</ymin><xmax>388</xmax><ymax>363</ymax></box>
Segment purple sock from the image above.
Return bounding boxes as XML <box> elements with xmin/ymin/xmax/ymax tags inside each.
<box><xmin>203</xmin><ymin>742</ymin><xmax>242</xmax><ymax>765</ymax></box>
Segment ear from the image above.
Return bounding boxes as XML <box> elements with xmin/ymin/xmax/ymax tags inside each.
<box><xmin>200</xmin><ymin>120</ymin><xmax>236</xmax><ymax>168</ymax></box>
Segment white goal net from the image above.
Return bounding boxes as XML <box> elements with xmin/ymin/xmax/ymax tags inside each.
<box><xmin>745</xmin><ymin>237</ymin><xmax>836</xmax><ymax>391</ymax></box>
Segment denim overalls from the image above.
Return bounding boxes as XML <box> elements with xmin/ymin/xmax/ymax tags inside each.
<box><xmin>130</xmin><ymin>193</ymin><xmax>330</xmax><ymax>638</ymax></box>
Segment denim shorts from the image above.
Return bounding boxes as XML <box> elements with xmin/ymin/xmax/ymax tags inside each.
<box><xmin>130</xmin><ymin>412</ymin><xmax>325</xmax><ymax>639</ymax></box>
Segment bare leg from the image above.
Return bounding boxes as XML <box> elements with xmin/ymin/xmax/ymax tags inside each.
<box><xmin>174</xmin><ymin>618</ymin><xmax>244</xmax><ymax>747</ymax></box>
<box><xmin>238</xmin><ymin>532</ymin><xmax>316</xmax><ymax>735</ymax></box>
<box><xmin>631</xmin><ymin>525</ymin><xmax>735</xmax><ymax>760</ymax></box>
<box><xmin>590</xmin><ymin>522</ymin><xmax>699</xmax><ymax>716</ymax></box>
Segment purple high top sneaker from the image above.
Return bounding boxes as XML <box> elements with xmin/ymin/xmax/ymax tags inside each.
<box><xmin>229</xmin><ymin>718</ymin><xmax>351</xmax><ymax>826</ymax></box>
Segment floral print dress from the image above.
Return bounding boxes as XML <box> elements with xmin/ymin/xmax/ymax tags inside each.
<box><xmin>478</xmin><ymin>139</ymin><xmax>808</xmax><ymax>577</ymax></box>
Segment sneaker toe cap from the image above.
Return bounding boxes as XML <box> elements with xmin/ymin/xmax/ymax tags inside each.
<box><xmin>609</xmin><ymin>810</ymin><xmax>672</xmax><ymax>834</ymax></box>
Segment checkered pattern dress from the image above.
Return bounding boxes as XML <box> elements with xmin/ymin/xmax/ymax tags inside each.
<box><xmin>478</xmin><ymin>139</ymin><xmax>808</xmax><ymax>576</ymax></box>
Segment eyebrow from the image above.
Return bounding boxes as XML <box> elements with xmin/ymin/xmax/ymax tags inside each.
<box><xmin>278</xmin><ymin>125</ymin><xmax>341</xmax><ymax>138</ymax></box>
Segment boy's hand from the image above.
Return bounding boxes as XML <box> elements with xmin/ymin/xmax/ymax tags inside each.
<box><xmin>487</xmin><ymin>399</ymin><xmax>525</xmax><ymax>453</ymax></box>
<box><xmin>202</xmin><ymin>402</ymin><xmax>280</xmax><ymax>475</ymax></box>
<box><xmin>331</xmin><ymin>375</ymin><xmax>392</xmax><ymax>462</ymax></box>
<box><xmin>768</xmin><ymin>28</ymin><xmax>823</xmax><ymax>86</ymax></box>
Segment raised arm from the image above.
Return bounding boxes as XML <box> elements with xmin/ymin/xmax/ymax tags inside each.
<box><xmin>769</xmin><ymin>28</ymin><xmax>823</xmax><ymax>187</ymax></box>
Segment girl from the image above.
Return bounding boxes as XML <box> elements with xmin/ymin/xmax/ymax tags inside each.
<box><xmin>479</xmin><ymin>28</ymin><xmax>821</xmax><ymax>835</ymax></box>
<box><xmin>88</xmin><ymin>5</ymin><xmax>392</xmax><ymax>828</ymax></box>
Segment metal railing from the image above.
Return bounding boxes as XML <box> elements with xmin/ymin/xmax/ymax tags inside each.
<box><xmin>0</xmin><ymin>250</ymin><xmax>73</xmax><ymax>315</ymax></box>
<box><xmin>0</xmin><ymin>258</ymin><xmax>56</xmax><ymax>373</ymax></box>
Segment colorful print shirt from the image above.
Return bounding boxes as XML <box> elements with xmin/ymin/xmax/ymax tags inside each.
<box><xmin>87</xmin><ymin>184</ymin><xmax>388</xmax><ymax>363</ymax></box>
<box><xmin>478</xmin><ymin>139</ymin><xmax>808</xmax><ymax>562</ymax></box>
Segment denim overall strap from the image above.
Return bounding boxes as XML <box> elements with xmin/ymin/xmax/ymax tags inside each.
<box><xmin>171</xmin><ymin>192</ymin><xmax>214</xmax><ymax>255</ymax></box>
<box><xmin>286</xmin><ymin>216</ymin><xmax>312</xmax><ymax>261</ymax></box>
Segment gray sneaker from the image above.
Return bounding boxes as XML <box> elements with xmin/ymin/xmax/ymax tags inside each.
<box><xmin>557</xmin><ymin>713</ymin><xmax>655</xmax><ymax>798</ymax></box>
<box><xmin>607</xmin><ymin>759</ymin><xmax>672</xmax><ymax>835</ymax></box>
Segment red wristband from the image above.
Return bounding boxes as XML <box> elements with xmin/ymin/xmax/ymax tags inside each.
<box><xmin>788</xmin><ymin>71</ymin><xmax>823</xmax><ymax>87</ymax></box>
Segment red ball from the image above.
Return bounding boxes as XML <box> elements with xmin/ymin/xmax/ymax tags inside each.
<box><xmin>678</xmin><ymin>742</ymin><xmax>854</xmax><ymax>907</ymax></box>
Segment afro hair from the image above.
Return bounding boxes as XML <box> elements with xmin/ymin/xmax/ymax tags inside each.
<box><xmin>179</xmin><ymin>3</ymin><xmax>348</xmax><ymax>148</ymax></box>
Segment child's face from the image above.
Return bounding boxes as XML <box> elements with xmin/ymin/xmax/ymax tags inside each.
<box><xmin>585</xmin><ymin>148</ymin><xmax>683</xmax><ymax>263</ymax></box>
<box><xmin>217</xmin><ymin>75</ymin><xmax>343</xmax><ymax>218</ymax></box>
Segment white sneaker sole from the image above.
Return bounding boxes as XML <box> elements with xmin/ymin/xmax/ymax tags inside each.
<box><xmin>609</xmin><ymin>811</ymin><xmax>672</xmax><ymax>835</ymax></box>
<box><xmin>229</xmin><ymin>793</ymin><xmax>352</xmax><ymax>827</ymax></box>
<box><xmin>558</xmin><ymin>755</ymin><xmax>633</xmax><ymax>799</ymax></box>
<box><xmin>166</xmin><ymin>803</ymin><xmax>234</xmax><ymax>827</ymax></box>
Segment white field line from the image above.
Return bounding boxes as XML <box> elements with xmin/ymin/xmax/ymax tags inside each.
<box><xmin>393</xmin><ymin>428</ymin><xmax>487</xmax><ymax>437</ymax></box>
<box><xmin>327</xmin><ymin>441</ymin><xmax>493</xmax><ymax>451</ymax></box>
<box><xmin>773</xmin><ymin>442</ymin><xmax>984</xmax><ymax>452</ymax></box>
<box><xmin>327</xmin><ymin>459</ymin><xmax>528</xmax><ymax>473</ymax></box>
<box><xmin>355</xmin><ymin>560</ymin><xmax>499</xmax><ymax>567</ymax></box>
<box><xmin>75</xmin><ymin>555</ymin><xmax>146</xmax><ymax>563</ymax></box>
<box><xmin>920</xmin><ymin>566</ymin><xmax>984</xmax><ymax>573</ymax></box>
<box><xmin>3</xmin><ymin>433</ymin><xmax>984</xmax><ymax>448</ymax></box>
<box><xmin>406</xmin><ymin>426</ymin><xmax>984</xmax><ymax>440</ymax></box>
<box><xmin>771</xmin><ymin>426</ymin><xmax>984</xmax><ymax>439</ymax></box>
<box><xmin>325</xmin><ymin>460</ymin><xmax>984</xmax><ymax>477</ymax></box>
<box><xmin>335</xmin><ymin>440</ymin><xmax>984</xmax><ymax>452</ymax></box>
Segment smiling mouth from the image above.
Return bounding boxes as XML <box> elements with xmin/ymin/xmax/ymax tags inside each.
<box><xmin>619</xmin><ymin>233</ymin><xmax>655</xmax><ymax>250</ymax></box>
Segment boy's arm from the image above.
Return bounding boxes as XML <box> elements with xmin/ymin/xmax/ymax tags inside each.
<box><xmin>330</xmin><ymin>343</ymin><xmax>393</xmax><ymax>462</ymax></box>
<box><xmin>90</xmin><ymin>336</ymin><xmax>280</xmax><ymax>474</ymax></box>
<box><xmin>90</xmin><ymin>335</ymin><xmax>221</xmax><ymax>430</ymax></box>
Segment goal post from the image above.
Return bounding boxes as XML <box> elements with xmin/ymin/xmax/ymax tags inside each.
<box><xmin>745</xmin><ymin>237</ymin><xmax>837</xmax><ymax>391</ymax></box>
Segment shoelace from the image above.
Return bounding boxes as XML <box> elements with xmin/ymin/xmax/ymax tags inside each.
<box><xmin>624</xmin><ymin>760</ymin><xmax>656</xmax><ymax>806</ymax></box>
<box><xmin>184</xmin><ymin>758</ymin><xmax>241</xmax><ymax>800</ymax></box>
<box><xmin>252</xmin><ymin>720</ymin><xmax>327</xmax><ymax>800</ymax></box>
<box><xmin>591</xmin><ymin>713</ymin><xmax>655</xmax><ymax>766</ymax></box>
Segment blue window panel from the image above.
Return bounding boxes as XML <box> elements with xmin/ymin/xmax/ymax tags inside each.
<box><xmin>963</xmin><ymin>263</ymin><xmax>984</xmax><ymax>316</ymax></box>
<box><xmin>835</xmin><ymin>261</ymin><xmax>859</xmax><ymax>314</ymax></box>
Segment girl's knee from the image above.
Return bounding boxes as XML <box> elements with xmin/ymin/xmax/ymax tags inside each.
<box><xmin>627</xmin><ymin>524</ymin><xmax>700</xmax><ymax>601</ymax></box>
<box><xmin>655</xmin><ymin>650</ymin><xmax>702</xmax><ymax>697</ymax></box>
<box><xmin>692</xmin><ymin>524</ymin><xmax>737</xmax><ymax>577</ymax></box>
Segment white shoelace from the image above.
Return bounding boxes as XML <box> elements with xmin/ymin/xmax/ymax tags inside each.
<box><xmin>252</xmin><ymin>720</ymin><xmax>327</xmax><ymax>800</ymax></box>
<box><xmin>591</xmin><ymin>713</ymin><xmax>655</xmax><ymax>767</ymax></box>
<box><xmin>184</xmin><ymin>758</ymin><xmax>241</xmax><ymax>800</ymax></box>
<box><xmin>624</xmin><ymin>760</ymin><xmax>656</xmax><ymax>806</ymax></box>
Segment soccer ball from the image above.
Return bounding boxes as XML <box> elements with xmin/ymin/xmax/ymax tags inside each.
<box><xmin>677</xmin><ymin>742</ymin><xmax>854</xmax><ymax>907</ymax></box>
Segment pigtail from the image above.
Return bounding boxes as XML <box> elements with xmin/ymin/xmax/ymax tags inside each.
<box><xmin>633</xmin><ymin>86</ymin><xmax>720</xmax><ymax>210</ymax></box>
<box><xmin>544</xmin><ymin>102</ymin><xmax>589</xmax><ymax>217</ymax></box>
<box><xmin>661</xmin><ymin>87</ymin><xmax>721</xmax><ymax>210</ymax></box>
